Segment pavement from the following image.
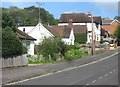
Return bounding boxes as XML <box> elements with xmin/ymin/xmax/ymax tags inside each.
<box><xmin>1</xmin><ymin>48</ymin><xmax>119</xmax><ymax>86</ymax></box>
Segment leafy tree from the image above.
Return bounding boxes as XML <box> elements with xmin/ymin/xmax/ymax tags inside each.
<box><xmin>114</xmin><ymin>26</ymin><xmax>120</xmax><ymax>46</ymax></box>
<box><xmin>2</xmin><ymin>27</ymin><xmax>27</xmax><ymax>58</ymax></box>
<box><xmin>24</xmin><ymin>6</ymin><xmax>58</xmax><ymax>25</ymax></box>
<box><xmin>114</xmin><ymin>16</ymin><xmax>120</xmax><ymax>21</ymax></box>
<box><xmin>2</xmin><ymin>6</ymin><xmax>58</xmax><ymax>27</ymax></box>
<box><xmin>2</xmin><ymin>11</ymin><xmax>17</xmax><ymax>32</ymax></box>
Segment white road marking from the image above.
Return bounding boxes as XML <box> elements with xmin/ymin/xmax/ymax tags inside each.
<box><xmin>90</xmin><ymin>69</ymin><xmax>118</xmax><ymax>85</ymax></box>
<box><xmin>113</xmin><ymin>70</ymin><xmax>116</xmax><ymax>72</ymax></box>
<box><xmin>98</xmin><ymin>76</ymin><xmax>103</xmax><ymax>79</ymax></box>
<box><xmin>6</xmin><ymin>52</ymin><xmax>119</xmax><ymax>85</ymax></box>
<box><xmin>92</xmin><ymin>80</ymin><xmax>96</xmax><ymax>83</ymax></box>
<box><xmin>109</xmin><ymin>71</ymin><xmax>113</xmax><ymax>74</ymax></box>
<box><xmin>105</xmin><ymin>74</ymin><xmax>108</xmax><ymax>76</ymax></box>
<box><xmin>86</xmin><ymin>83</ymin><xmax>90</xmax><ymax>85</ymax></box>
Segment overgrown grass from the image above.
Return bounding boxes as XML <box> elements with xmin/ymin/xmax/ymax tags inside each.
<box><xmin>28</xmin><ymin>57</ymin><xmax>55</xmax><ymax>64</ymax></box>
<box><xmin>28</xmin><ymin>50</ymin><xmax>89</xmax><ymax>64</ymax></box>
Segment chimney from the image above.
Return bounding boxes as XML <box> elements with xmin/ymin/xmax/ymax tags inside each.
<box><xmin>87</xmin><ymin>12</ymin><xmax>92</xmax><ymax>17</ymax></box>
<box><xmin>68</xmin><ymin>18</ymin><xmax>73</xmax><ymax>25</ymax></box>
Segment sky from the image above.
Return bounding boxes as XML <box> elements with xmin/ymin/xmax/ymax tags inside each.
<box><xmin>1</xmin><ymin>1</ymin><xmax>119</xmax><ymax>20</ymax></box>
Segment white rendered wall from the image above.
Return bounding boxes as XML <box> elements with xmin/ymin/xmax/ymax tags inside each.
<box><xmin>18</xmin><ymin>26</ymin><xmax>35</xmax><ymax>33</ymax></box>
<box><xmin>28</xmin><ymin>41</ymin><xmax>34</xmax><ymax>55</ymax></box>
<box><xmin>58</xmin><ymin>23</ymin><xmax>68</xmax><ymax>26</ymax></box>
<box><xmin>58</xmin><ymin>23</ymin><xmax>86</xmax><ymax>26</ymax></box>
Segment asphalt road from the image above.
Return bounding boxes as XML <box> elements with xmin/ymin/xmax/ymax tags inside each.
<box><xmin>13</xmin><ymin>53</ymin><xmax>119</xmax><ymax>85</ymax></box>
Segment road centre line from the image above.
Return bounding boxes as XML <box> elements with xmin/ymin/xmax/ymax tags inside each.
<box><xmin>86</xmin><ymin>84</ymin><xmax>90</xmax><ymax>85</ymax></box>
<box><xmin>109</xmin><ymin>71</ymin><xmax>113</xmax><ymax>74</ymax></box>
<box><xmin>113</xmin><ymin>70</ymin><xmax>116</xmax><ymax>72</ymax></box>
<box><xmin>98</xmin><ymin>76</ymin><xmax>103</xmax><ymax>79</ymax></box>
<box><xmin>6</xmin><ymin>52</ymin><xmax>119</xmax><ymax>86</ymax></box>
<box><xmin>105</xmin><ymin>74</ymin><xmax>108</xmax><ymax>76</ymax></box>
<box><xmin>90</xmin><ymin>69</ymin><xmax>118</xmax><ymax>85</ymax></box>
<box><xmin>92</xmin><ymin>80</ymin><xmax>96</xmax><ymax>83</ymax></box>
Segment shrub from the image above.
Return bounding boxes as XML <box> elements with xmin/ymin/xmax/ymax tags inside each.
<box><xmin>37</xmin><ymin>37</ymin><xmax>68</xmax><ymax>61</ymax></box>
<box><xmin>64</xmin><ymin>49</ymin><xmax>88</xmax><ymax>61</ymax></box>
<box><xmin>2</xmin><ymin>28</ymin><xmax>27</xmax><ymax>58</ymax></box>
<box><xmin>64</xmin><ymin>49</ymin><xmax>82</xmax><ymax>61</ymax></box>
<box><xmin>67</xmin><ymin>42</ymin><xmax>80</xmax><ymax>50</ymax></box>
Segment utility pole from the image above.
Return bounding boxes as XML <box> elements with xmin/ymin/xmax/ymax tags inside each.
<box><xmin>91</xmin><ymin>12</ymin><xmax>95</xmax><ymax>55</ymax></box>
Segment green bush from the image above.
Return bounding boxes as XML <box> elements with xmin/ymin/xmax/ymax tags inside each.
<box><xmin>37</xmin><ymin>37</ymin><xmax>68</xmax><ymax>61</ymax></box>
<box><xmin>67</xmin><ymin>42</ymin><xmax>80</xmax><ymax>50</ymax></box>
<box><xmin>64</xmin><ymin>49</ymin><xmax>82</xmax><ymax>61</ymax></box>
<box><xmin>64</xmin><ymin>49</ymin><xmax>88</xmax><ymax>61</ymax></box>
<box><xmin>2</xmin><ymin>28</ymin><xmax>27</xmax><ymax>58</ymax></box>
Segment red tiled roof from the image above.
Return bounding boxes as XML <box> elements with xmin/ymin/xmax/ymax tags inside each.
<box><xmin>59</xmin><ymin>13</ymin><xmax>102</xmax><ymax>24</ymax></box>
<box><xmin>59</xmin><ymin>13</ymin><xmax>92</xmax><ymax>23</ymax></box>
<box><xmin>44</xmin><ymin>24</ymin><xmax>87</xmax><ymax>38</ymax></box>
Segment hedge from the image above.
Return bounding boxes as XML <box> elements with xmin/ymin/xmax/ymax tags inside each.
<box><xmin>75</xmin><ymin>33</ymin><xmax>87</xmax><ymax>44</ymax></box>
<box><xmin>2</xmin><ymin>28</ymin><xmax>27</xmax><ymax>58</ymax></box>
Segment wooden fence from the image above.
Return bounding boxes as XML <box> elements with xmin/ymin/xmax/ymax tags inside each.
<box><xmin>1</xmin><ymin>54</ymin><xmax>28</xmax><ymax>68</ymax></box>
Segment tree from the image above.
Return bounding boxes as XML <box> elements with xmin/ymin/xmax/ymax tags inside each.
<box><xmin>2</xmin><ymin>6</ymin><xmax>58</xmax><ymax>27</ymax></box>
<box><xmin>2</xmin><ymin>27</ymin><xmax>27</xmax><ymax>58</ymax></box>
<box><xmin>114</xmin><ymin>26</ymin><xmax>120</xmax><ymax>46</ymax></box>
<box><xmin>114</xmin><ymin>16</ymin><xmax>120</xmax><ymax>21</ymax></box>
<box><xmin>2</xmin><ymin>11</ymin><xmax>17</xmax><ymax>32</ymax></box>
<box><xmin>24</xmin><ymin>6</ymin><xmax>58</xmax><ymax>25</ymax></box>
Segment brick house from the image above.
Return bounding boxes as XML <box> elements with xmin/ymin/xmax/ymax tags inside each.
<box><xmin>102</xmin><ymin>18</ymin><xmax>120</xmax><ymax>36</ymax></box>
<box><xmin>101</xmin><ymin>18</ymin><xmax>120</xmax><ymax>47</ymax></box>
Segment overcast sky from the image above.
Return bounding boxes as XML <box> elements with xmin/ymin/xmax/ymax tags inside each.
<box><xmin>1</xmin><ymin>1</ymin><xmax>119</xmax><ymax>19</ymax></box>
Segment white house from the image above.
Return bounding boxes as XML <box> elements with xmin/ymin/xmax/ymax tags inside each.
<box><xmin>16</xmin><ymin>29</ymin><xmax>36</xmax><ymax>55</ymax></box>
<box><xmin>18</xmin><ymin>22</ymin><xmax>76</xmax><ymax>55</ymax></box>
<box><xmin>18</xmin><ymin>23</ymin><xmax>54</xmax><ymax>45</ymax></box>
<box><xmin>62</xmin><ymin>28</ymin><xmax>75</xmax><ymax>45</ymax></box>
<box><xmin>18</xmin><ymin>23</ymin><xmax>76</xmax><ymax>45</ymax></box>
<box><xmin>58</xmin><ymin>12</ymin><xmax>102</xmax><ymax>45</ymax></box>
